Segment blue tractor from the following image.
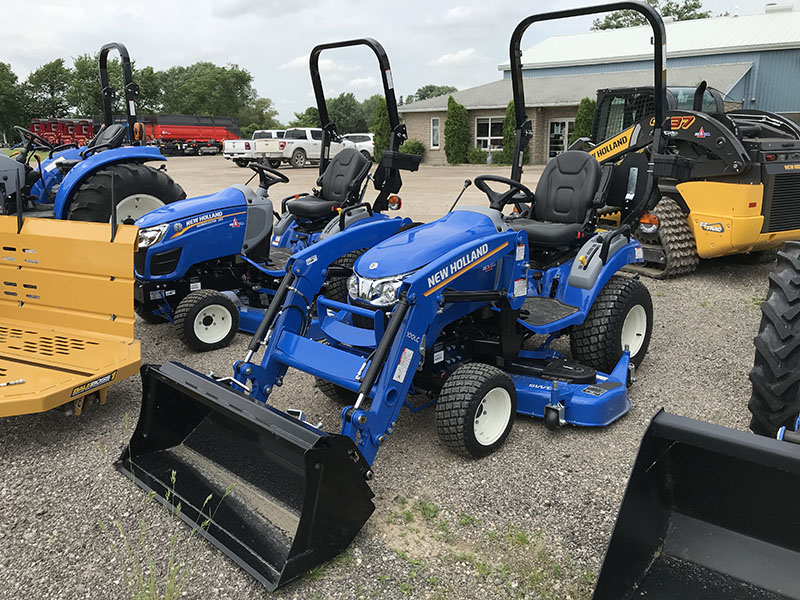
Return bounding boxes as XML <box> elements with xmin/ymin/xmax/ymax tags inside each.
<box><xmin>132</xmin><ymin>39</ymin><xmax>419</xmax><ymax>350</ymax></box>
<box><xmin>118</xmin><ymin>5</ymin><xmax>686</xmax><ymax>591</ymax></box>
<box><xmin>0</xmin><ymin>43</ymin><xmax>184</xmax><ymax>223</ymax></box>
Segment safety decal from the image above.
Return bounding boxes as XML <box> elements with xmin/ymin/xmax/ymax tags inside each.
<box><xmin>189</xmin><ymin>282</ymin><xmax>201</xmax><ymax>291</ymax></box>
<box><xmin>669</xmin><ymin>115</ymin><xmax>696</xmax><ymax>130</ymax></box>
<box><xmin>71</xmin><ymin>370</ymin><xmax>118</xmax><ymax>397</ymax></box>
<box><xmin>700</xmin><ymin>222</ymin><xmax>724</xmax><ymax>233</ymax></box>
<box><xmin>230</xmin><ymin>217</ymin><xmax>243</xmax><ymax>228</ymax></box>
<box><xmin>306</xmin><ymin>255</ymin><xmax>318</xmax><ymax>265</ymax></box>
<box><xmin>515</xmin><ymin>243</ymin><xmax>526</xmax><ymax>261</ymax></box>
<box><xmin>433</xmin><ymin>350</ymin><xmax>444</xmax><ymax>364</ymax></box>
<box><xmin>392</xmin><ymin>347</ymin><xmax>414</xmax><ymax>383</ymax></box>
<box><xmin>694</xmin><ymin>127</ymin><xmax>711</xmax><ymax>138</ymax></box>
<box><xmin>513</xmin><ymin>278</ymin><xmax>527</xmax><ymax>297</ymax></box>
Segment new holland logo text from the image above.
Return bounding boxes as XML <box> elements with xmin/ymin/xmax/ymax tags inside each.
<box><xmin>592</xmin><ymin>134</ymin><xmax>629</xmax><ymax>159</ymax></box>
<box><xmin>700</xmin><ymin>222</ymin><xmax>724</xmax><ymax>233</ymax></box>
<box><xmin>427</xmin><ymin>244</ymin><xmax>489</xmax><ymax>289</ymax></box>
<box><xmin>185</xmin><ymin>211</ymin><xmax>223</xmax><ymax>228</ymax></box>
<box><xmin>71</xmin><ymin>370</ymin><xmax>117</xmax><ymax>397</ymax></box>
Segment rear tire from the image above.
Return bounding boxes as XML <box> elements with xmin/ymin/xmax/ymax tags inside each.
<box><xmin>268</xmin><ymin>159</ymin><xmax>282</xmax><ymax>169</ymax></box>
<box><xmin>291</xmin><ymin>149</ymin><xmax>307</xmax><ymax>169</ymax></box>
<box><xmin>570</xmin><ymin>275</ymin><xmax>653</xmax><ymax>373</ymax></box>
<box><xmin>234</xmin><ymin>159</ymin><xmax>248</xmax><ymax>168</ymax></box>
<box><xmin>67</xmin><ymin>163</ymin><xmax>186</xmax><ymax>223</ymax></box>
<box><xmin>436</xmin><ymin>363</ymin><xmax>516</xmax><ymax>458</ymax></box>
<box><xmin>749</xmin><ymin>242</ymin><xmax>800</xmax><ymax>437</ymax></box>
<box><xmin>174</xmin><ymin>290</ymin><xmax>239</xmax><ymax>352</ymax></box>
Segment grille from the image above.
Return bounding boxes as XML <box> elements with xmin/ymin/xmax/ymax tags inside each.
<box><xmin>764</xmin><ymin>173</ymin><xmax>800</xmax><ymax>233</ymax></box>
<box><xmin>150</xmin><ymin>248</ymin><xmax>182</xmax><ymax>276</ymax></box>
<box><xmin>0</xmin><ymin>326</ymin><xmax>98</xmax><ymax>357</ymax></box>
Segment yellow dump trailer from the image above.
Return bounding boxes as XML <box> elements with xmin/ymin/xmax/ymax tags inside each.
<box><xmin>0</xmin><ymin>216</ymin><xmax>140</xmax><ymax>416</ymax></box>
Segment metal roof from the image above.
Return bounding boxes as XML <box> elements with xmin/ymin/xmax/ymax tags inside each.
<box><xmin>498</xmin><ymin>7</ymin><xmax>800</xmax><ymax>70</ymax></box>
<box><xmin>398</xmin><ymin>63</ymin><xmax>752</xmax><ymax>113</ymax></box>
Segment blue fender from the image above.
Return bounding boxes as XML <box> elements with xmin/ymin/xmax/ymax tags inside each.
<box><xmin>52</xmin><ymin>146</ymin><xmax>166</xmax><ymax>219</ymax></box>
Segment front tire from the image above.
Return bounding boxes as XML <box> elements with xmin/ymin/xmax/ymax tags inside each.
<box><xmin>749</xmin><ymin>243</ymin><xmax>800</xmax><ymax>436</ymax></box>
<box><xmin>174</xmin><ymin>290</ymin><xmax>239</xmax><ymax>352</ymax></box>
<box><xmin>68</xmin><ymin>163</ymin><xmax>186</xmax><ymax>223</ymax></box>
<box><xmin>360</xmin><ymin>150</ymin><xmax>372</xmax><ymax>162</ymax></box>
<box><xmin>570</xmin><ymin>275</ymin><xmax>653</xmax><ymax>373</ymax></box>
<box><xmin>436</xmin><ymin>363</ymin><xmax>516</xmax><ymax>458</ymax></box>
<box><xmin>291</xmin><ymin>149</ymin><xmax>307</xmax><ymax>169</ymax></box>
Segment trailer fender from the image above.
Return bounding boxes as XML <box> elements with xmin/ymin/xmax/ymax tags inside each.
<box><xmin>53</xmin><ymin>146</ymin><xmax>166</xmax><ymax>219</ymax></box>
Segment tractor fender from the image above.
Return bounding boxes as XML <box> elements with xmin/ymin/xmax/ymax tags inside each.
<box><xmin>53</xmin><ymin>146</ymin><xmax>166</xmax><ymax>219</ymax></box>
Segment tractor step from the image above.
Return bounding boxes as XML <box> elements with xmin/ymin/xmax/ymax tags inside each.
<box><xmin>519</xmin><ymin>296</ymin><xmax>579</xmax><ymax>327</ymax></box>
<box><xmin>117</xmin><ymin>362</ymin><xmax>375</xmax><ymax>591</ymax></box>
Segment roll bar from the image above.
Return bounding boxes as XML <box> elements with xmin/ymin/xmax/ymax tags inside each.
<box><xmin>509</xmin><ymin>2</ymin><xmax>667</xmax><ymax>181</ymax></box>
<box><xmin>99</xmin><ymin>42</ymin><xmax>139</xmax><ymax>144</ymax></box>
<box><xmin>309</xmin><ymin>38</ymin><xmax>406</xmax><ymax>175</ymax></box>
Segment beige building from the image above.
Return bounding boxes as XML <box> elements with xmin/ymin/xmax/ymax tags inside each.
<box><xmin>399</xmin><ymin>63</ymin><xmax>751</xmax><ymax>165</ymax></box>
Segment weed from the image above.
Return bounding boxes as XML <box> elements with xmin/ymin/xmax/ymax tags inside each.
<box><xmin>654</xmin><ymin>291</ymin><xmax>666</xmax><ymax>298</ymax></box>
<box><xmin>399</xmin><ymin>582</ymin><xmax>412</xmax><ymax>595</ymax></box>
<box><xmin>427</xmin><ymin>576</ymin><xmax>439</xmax><ymax>586</ymax></box>
<box><xmin>505</xmin><ymin>525</ymin><xmax>530</xmax><ymax>546</ymax></box>
<box><xmin>700</xmin><ymin>300</ymin><xmax>709</xmax><ymax>307</ymax></box>
<box><xmin>402</xmin><ymin>510</ymin><xmax>415</xmax><ymax>523</ymax></box>
<box><xmin>415</xmin><ymin>498</ymin><xmax>439</xmax><ymax>521</ymax></box>
<box><xmin>752</xmin><ymin>294</ymin><xmax>766</xmax><ymax>308</ymax></box>
<box><xmin>397</xmin><ymin>496</ymin><xmax>408</xmax><ymax>506</ymax></box>
<box><xmin>458</xmin><ymin>513</ymin><xmax>478</xmax><ymax>526</ymax></box>
<box><xmin>476</xmin><ymin>561</ymin><xmax>491</xmax><ymax>577</ymax></box>
<box><xmin>377</xmin><ymin>574</ymin><xmax>390</xmax><ymax>584</ymax></box>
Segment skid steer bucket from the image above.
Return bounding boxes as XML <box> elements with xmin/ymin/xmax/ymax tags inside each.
<box><xmin>593</xmin><ymin>411</ymin><xmax>800</xmax><ymax>600</ymax></box>
<box><xmin>116</xmin><ymin>361</ymin><xmax>375</xmax><ymax>591</ymax></box>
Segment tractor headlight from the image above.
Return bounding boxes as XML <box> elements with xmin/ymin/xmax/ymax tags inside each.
<box><xmin>348</xmin><ymin>271</ymin><xmax>415</xmax><ymax>307</ymax></box>
<box><xmin>137</xmin><ymin>224</ymin><xmax>169</xmax><ymax>249</ymax></box>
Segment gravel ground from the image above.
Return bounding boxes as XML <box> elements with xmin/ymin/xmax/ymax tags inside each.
<box><xmin>0</xmin><ymin>156</ymin><xmax>772</xmax><ymax>600</ymax></box>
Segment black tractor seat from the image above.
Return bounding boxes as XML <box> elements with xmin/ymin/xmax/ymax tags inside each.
<box><xmin>287</xmin><ymin>147</ymin><xmax>371</xmax><ymax>222</ymax></box>
<box><xmin>508</xmin><ymin>151</ymin><xmax>602</xmax><ymax>248</ymax></box>
<box><xmin>87</xmin><ymin>123</ymin><xmax>127</xmax><ymax>150</ymax></box>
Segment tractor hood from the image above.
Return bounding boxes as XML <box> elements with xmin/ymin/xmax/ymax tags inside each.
<box><xmin>355</xmin><ymin>209</ymin><xmax>502</xmax><ymax>279</ymax></box>
<box><xmin>135</xmin><ymin>185</ymin><xmax>248</xmax><ymax>229</ymax></box>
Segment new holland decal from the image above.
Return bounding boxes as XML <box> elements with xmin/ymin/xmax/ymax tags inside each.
<box><xmin>71</xmin><ymin>370</ymin><xmax>118</xmax><ymax>397</ymax></box>
<box><xmin>424</xmin><ymin>242</ymin><xmax>508</xmax><ymax>296</ymax></box>
<box><xmin>589</xmin><ymin>128</ymin><xmax>632</xmax><ymax>160</ymax></box>
<box><xmin>170</xmin><ymin>210</ymin><xmax>246</xmax><ymax>238</ymax></box>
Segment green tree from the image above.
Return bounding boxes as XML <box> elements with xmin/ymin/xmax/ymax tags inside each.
<box><xmin>592</xmin><ymin>0</ymin><xmax>710</xmax><ymax>29</ymax></box>
<box><xmin>570</xmin><ymin>97</ymin><xmax>596</xmax><ymax>144</ymax></box>
<box><xmin>288</xmin><ymin>106</ymin><xmax>321</xmax><ymax>128</ymax></box>
<box><xmin>501</xmin><ymin>100</ymin><xmax>529</xmax><ymax>165</ymax></box>
<box><xmin>327</xmin><ymin>92</ymin><xmax>362</xmax><ymax>133</ymax></box>
<box><xmin>371</xmin><ymin>99</ymin><xmax>391</xmax><ymax>160</ymax></box>
<box><xmin>24</xmin><ymin>59</ymin><xmax>71</xmax><ymax>118</ymax></box>
<box><xmin>444</xmin><ymin>96</ymin><xmax>469</xmax><ymax>164</ymax></box>
<box><xmin>0</xmin><ymin>63</ymin><xmax>22</xmax><ymax>141</ymax></box>
<box><xmin>415</xmin><ymin>84</ymin><xmax>458</xmax><ymax>101</ymax></box>
<box><xmin>360</xmin><ymin>94</ymin><xmax>384</xmax><ymax>129</ymax></box>
<box><xmin>238</xmin><ymin>96</ymin><xmax>282</xmax><ymax>137</ymax></box>
<box><xmin>160</xmin><ymin>62</ymin><xmax>252</xmax><ymax>116</ymax></box>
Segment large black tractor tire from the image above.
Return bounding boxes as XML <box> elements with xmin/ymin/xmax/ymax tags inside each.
<box><xmin>174</xmin><ymin>290</ymin><xmax>239</xmax><ymax>352</ymax></box>
<box><xmin>570</xmin><ymin>275</ymin><xmax>653</xmax><ymax>374</ymax></box>
<box><xmin>290</xmin><ymin>149</ymin><xmax>307</xmax><ymax>169</ymax></box>
<box><xmin>633</xmin><ymin>197</ymin><xmax>699</xmax><ymax>279</ymax></box>
<box><xmin>68</xmin><ymin>163</ymin><xmax>186</xmax><ymax>223</ymax></box>
<box><xmin>436</xmin><ymin>363</ymin><xmax>517</xmax><ymax>458</ymax></box>
<box><xmin>325</xmin><ymin>249</ymin><xmax>367</xmax><ymax>304</ymax></box>
<box><xmin>748</xmin><ymin>242</ymin><xmax>800</xmax><ymax>437</ymax></box>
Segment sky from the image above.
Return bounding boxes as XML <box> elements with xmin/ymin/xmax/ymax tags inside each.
<box><xmin>4</xmin><ymin>0</ymin><xmax>779</xmax><ymax>122</ymax></box>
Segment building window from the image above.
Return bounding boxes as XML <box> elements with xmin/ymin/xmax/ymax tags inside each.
<box><xmin>547</xmin><ymin>119</ymin><xmax>575</xmax><ymax>159</ymax></box>
<box><xmin>475</xmin><ymin>116</ymin><xmax>504</xmax><ymax>150</ymax></box>
<box><xmin>430</xmin><ymin>118</ymin><xmax>440</xmax><ymax>149</ymax></box>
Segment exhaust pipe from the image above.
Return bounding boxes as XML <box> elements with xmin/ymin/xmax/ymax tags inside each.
<box><xmin>116</xmin><ymin>362</ymin><xmax>374</xmax><ymax>591</ymax></box>
<box><xmin>593</xmin><ymin>411</ymin><xmax>800</xmax><ymax>599</ymax></box>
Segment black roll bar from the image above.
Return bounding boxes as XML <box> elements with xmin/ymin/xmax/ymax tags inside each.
<box><xmin>99</xmin><ymin>42</ymin><xmax>140</xmax><ymax>145</ymax></box>
<box><xmin>508</xmin><ymin>2</ymin><xmax>667</xmax><ymax>181</ymax></box>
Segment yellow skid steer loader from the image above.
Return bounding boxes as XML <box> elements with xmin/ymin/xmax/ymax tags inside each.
<box><xmin>0</xmin><ymin>204</ymin><xmax>140</xmax><ymax>416</ymax></box>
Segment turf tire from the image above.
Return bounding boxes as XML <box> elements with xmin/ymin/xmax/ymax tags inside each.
<box><xmin>174</xmin><ymin>290</ymin><xmax>239</xmax><ymax>352</ymax></box>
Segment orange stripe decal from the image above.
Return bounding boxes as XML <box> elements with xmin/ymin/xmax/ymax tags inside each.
<box><xmin>424</xmin><ymin>242</ymin><xmax>509</xmax><ymax>297</ymax></box>
<box><xmin>169</xmin><ymin>211</ymin><xmax>247</xmax><ymax>239</ymax></box>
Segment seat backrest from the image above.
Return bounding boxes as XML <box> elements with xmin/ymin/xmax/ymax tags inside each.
<box><xmin>87</xmin><ymin>124</ymin><xmax>126</xmax><ymax>150</ymax></box>
<box><xmin>317</xmin><ymin>147</ymin><xmax>370</xmax><ymax>205</ymax></box>
<box><xmin>605</xmin><ymin>152</ymin><xmax>650</xmax><ymax>208</ymax></box>
<box><xmin>533</xmin><ymin>151</ymin><xmax>601</xmax><ymax>224</ymax></box>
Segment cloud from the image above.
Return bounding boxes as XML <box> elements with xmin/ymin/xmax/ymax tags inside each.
<box><xmin>279</xmin><ymin>55</ymin><xmax>309</xmax><ymax>70</ymax></box>
<box><xmin>428</xmin><ymin>48</ymin><xmax>478</xmax><ymax>67</ymax></box>
<box><xmin>348</xmin><ymin>76</ymin><xmax>378</xmax><ymax>89</ymax></box>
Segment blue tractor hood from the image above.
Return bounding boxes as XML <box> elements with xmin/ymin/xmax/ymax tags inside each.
<box><xmin>355</xmin><ymin>209</ymin><xmax>502</xmax><ymax>279</ymax></box>
<box><xmin>135</xmin><ymin>186</ymin><xmax>248</xmax><ymax>228</ymax></box>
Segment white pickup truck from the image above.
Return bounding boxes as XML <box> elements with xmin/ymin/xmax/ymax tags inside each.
<box><xmin>222</xmin><ymin>129</ymin><xmax>284</xmax><ymax>168</ymax></box>
<box><xmin>278</xmin><ymin>127</ymin><xmax>352</xmax><ymax>168</ymax></box>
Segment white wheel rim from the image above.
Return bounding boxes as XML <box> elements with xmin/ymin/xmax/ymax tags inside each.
<box><xmin>114</xmin><ymin>194</ymin><xmax>165</xmax><ymax>224</ymax></box>
<box><xmin>473</xmin><ymin>387</ymin><xmax>512</xmax><ymax>446</ymax></box>
<box><xmin>621</xmin><ymin>304</ymin><xmax>648</xmax><ymax>357</ymax></box>
<box><xmin>193</xmin><ymin>304</ymin><xmax>232</xmax><ymax>344</ymax></box>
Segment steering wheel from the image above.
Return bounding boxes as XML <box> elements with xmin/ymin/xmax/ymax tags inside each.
<box><xmin>49</xmin><ymin>143</ymin><xmax>80</xmax><ymax>159</ymax></box>
<box><xmin>14</xmin><ymin>126</ymin><xmax>53</xmax><ymax>151</ymax></box>
<box><xmin>474</xmin><ymin>174</ymin><xmax>534</xmax><ymax>211</ymax></box>
<box><xmin>249</xmin><ymin>162</ymin><xmax>290</xmax><ymax>190</ymax></box>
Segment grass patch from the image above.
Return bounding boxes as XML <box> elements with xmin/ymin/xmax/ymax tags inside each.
<box><xmin>458</xmin><ymin>513</ymin><xmax>479</xmax><ymax>527</ymax></box>
<box><xmin>414</xmin><ymin>498</ymin><xmax>439</xmax><ymax>521</ymax></box>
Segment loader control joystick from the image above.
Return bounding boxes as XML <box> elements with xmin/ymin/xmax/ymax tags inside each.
<box><xmin>474</xmin><ymin>174</ymin><xmax>534</xmax><ymax>211</ymax></box>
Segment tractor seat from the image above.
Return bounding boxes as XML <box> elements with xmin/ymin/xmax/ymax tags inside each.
<box><xmin>87</xmin><ymin>124</ymin><xmax>126</xmax><ymax>150</ymax></box>
<box><xmin>287</xmin><ymin>147</ymin><xmax>370</xmax><ymax>221</ymax></box>
<box><xmin>509</xmin><ymin>151</ymin><xmax>601</xmax><ymax>248</ymax></box>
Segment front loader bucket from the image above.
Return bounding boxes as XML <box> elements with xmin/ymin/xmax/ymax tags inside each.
<box><xmin>593</xmin><ymin>411</ymin><xmax>800</xmax><ymax>600</ymax></box>
<box><xmin>116</xmin><ymin>362</ymin><xmax>375</xmax><ymax>591</ymax></box>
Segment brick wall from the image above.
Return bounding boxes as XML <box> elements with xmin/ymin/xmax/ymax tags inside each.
<box><xmin>401</xmin><ymin>104</ymin><xmax>579</xmax><ymax>165</ymax></box>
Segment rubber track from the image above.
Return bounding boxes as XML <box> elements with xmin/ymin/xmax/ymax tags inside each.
<box><xmin>629</xmin><ymin>197</ymin><xmax>699</xmax><ymax>279</ymax></box>
<box><xmin>570</xmin><ymin>275</ymin><xmax>648</xmax><ymax>373</ymax></box>
<box><xmin>436</xmin><ymin>363</ymin><xmax>507</xmax><ymax>456</ymax></box>
<box><xmin>748</xmin><ymin>242</ymin><xmax>800</xmax><ymax>436</ymax></box>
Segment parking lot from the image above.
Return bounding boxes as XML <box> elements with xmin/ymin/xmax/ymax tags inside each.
<box><xmin>0</xmin><ymin>155</ymin><xmax>771</xmax><ymax>599</ymax></box>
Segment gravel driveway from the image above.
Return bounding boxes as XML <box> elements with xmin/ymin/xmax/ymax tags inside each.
<box><xmin>0</xmin><ymin>157</ymin><xmax>771</xmax><ymax>600</ymax></box>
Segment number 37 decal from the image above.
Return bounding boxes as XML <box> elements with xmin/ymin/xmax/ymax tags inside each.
<box><xmin>649</xmin><ymin>115</ymin><xmax>697</xmax><ymax>129</ymax></box>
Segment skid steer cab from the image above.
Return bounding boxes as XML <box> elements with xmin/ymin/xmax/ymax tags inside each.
<box><xmin>0</xmin><ymin>42</ymin><xmax>184</xmax><ymax>224</ymax></box>
<box><xmin>132</xmin><ymin>38</ymin><xmax>420</xmax><ymax>352</ymax></box>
